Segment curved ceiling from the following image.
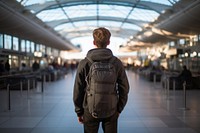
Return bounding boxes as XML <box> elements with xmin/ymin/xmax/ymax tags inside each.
<box><xmin>20</xmin><ymin>0</ymin><xmax>176</xmax><ymax>47</ymax></box>
<box><xmin>0</xmin><ymin>0</ymin><xmax>78</xmax><ymax>50</ymax></box>
<box><xmin>133</xmin><ymin>0</ymin><xmax>200</xmax><ymax>44</ymax></box>
<box><xmin>2</xmin><ymin>0</ymin><xmax>200</xmax><ymax>52</ymax></box>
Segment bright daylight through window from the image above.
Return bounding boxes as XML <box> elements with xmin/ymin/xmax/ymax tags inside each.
<box><xmin>16</xmin><ymin>0</ymin><xmax>180</xmax><ymax>59</ymax></box>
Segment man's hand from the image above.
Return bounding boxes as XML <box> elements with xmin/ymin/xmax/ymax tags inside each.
<box><xmin>78</xmin><ymin>116</ymin><xmax>84</xmax><ymax>124</ymax></box>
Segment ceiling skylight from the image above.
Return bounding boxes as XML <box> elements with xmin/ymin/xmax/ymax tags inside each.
<box><xmin>16</xmin><ymin>0</ymin><xmax>180</xmax><ymax>50</ymax></box>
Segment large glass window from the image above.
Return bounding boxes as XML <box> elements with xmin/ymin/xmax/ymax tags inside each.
<box><xmin>4</xmin><ymin>34</ymin><xmax>12</xmax><ymax>49</ymax></box>
<box><xmin>21</xmin><ymin>40</ymin><xmax>26</xmax><ymax>52</ymax></box>
<box><xmin>30</xmin><ymin>42</ymin><xmax>35</xmax><ymax>53</ymax></box>
<box><xmin>13</xmin><ymin>37</ymin><xmax>19</xmax><ymax>51</ymax></box>
<box><xmin>46</xmin><ymin>47</ymin><xmax>52</xmax><ymax>56</ymax></box>
<box><xmin>36</xmin><ymin>44</ymin><xmax>40</xmax><ymax>51</ymax></box>
<box><xmin>33</xmin><ymin>1</ymin><xmax>174</xmax><ymax>47</ymax></box>
<box><xmin>52</xmin><ymin>49</ymin><xmax>59</xmax><ymax>57</ymax></box>
<box><xmin>41</xmin><ymin>45</ymin><xmax>46</xmax><ymax>54</ymax></box>
<box><xmin>0</xmin><ymin>34</ymin><xmax>3</xmax><ymax>48</ymax></box>
<box><xmin>179</xmin><ymin>39</ymin><xmax>185</xmax><ymax>45</ymax></box>
<box><xmin>26</xmin><ymin>40</ymin><xmax>30</xmax><ymax>53</ymax></box>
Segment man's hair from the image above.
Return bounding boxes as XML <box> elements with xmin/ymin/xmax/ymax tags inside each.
<box><xmin>93</xmin><ymin>27</ymin><xmax>111</xmax><ymax>48</ymax></box>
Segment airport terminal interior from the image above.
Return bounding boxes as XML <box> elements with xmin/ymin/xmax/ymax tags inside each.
<box><xmin>1</xmin><ymin>0</ymin><xmax>200</xmax><ymax>133</ymax></box>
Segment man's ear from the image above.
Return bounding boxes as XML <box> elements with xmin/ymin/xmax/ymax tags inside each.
<box><xmin>93</xmin><ymin>40</ymin><xmax>96</xmax><ymax>45</ymax></box>
<box><xmin>93</xmin><ymin>41</ymin><xmax>98</xmax><ymax>48</ymax></box>
<box><xmin>107</xmin><ymin>41</ymin><xmax>110</xmax><ymax>46</ymax></box>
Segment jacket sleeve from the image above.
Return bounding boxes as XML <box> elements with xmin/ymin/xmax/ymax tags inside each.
<box><xmin>73</xmin><ymin>60</ymin><xmax>87</xmax><ymax>117</ymax></box>
<box><xmin>116</xmin><ymin>60</ymin><xmax>130</xmax><ymax>113</ymax></box>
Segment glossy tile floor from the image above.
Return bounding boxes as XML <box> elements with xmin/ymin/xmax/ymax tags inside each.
<box><xmin>0</xmin><ymin>70</ymin><xmax>200</xmax><ymax>133</ymax></box>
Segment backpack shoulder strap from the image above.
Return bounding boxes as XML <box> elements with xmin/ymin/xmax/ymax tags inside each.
<box><xmin>109</xmin><ymin>56</ymin><xmax>116</xmax><ymax>64</ymax></box>
<box><xmin>85</xmin><ymin>57</ymin><xmax>94</xmax><ymax>87</ymax></box>
<box><xmin>85</xmin><ymin>57</ymin><xmax>94</xmax><ymax>64</ymax></box>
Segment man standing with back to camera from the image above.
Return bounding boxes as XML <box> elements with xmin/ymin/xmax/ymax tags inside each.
<box><xmin>73</xmin><ymin>27</ymin><xmax>129</xmax><ymax>133</ymax></box>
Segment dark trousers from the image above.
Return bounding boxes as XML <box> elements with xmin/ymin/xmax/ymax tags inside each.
<box><xmin>83</xmin><ymin>110</ymin><xmax>119</xmax><ymax>133</ymax></box>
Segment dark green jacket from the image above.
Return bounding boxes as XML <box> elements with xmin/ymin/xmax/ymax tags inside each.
<box><xmin>73</xmin><ymin>48</ymin><xmax>129</xmax><ymax>117</ymax></box>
